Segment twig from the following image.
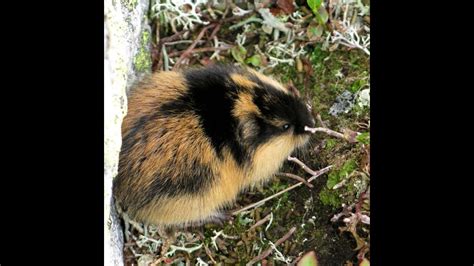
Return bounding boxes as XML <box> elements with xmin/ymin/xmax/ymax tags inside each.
<box><xmin>287</xmin><ymin>156</ymin><xmax>319</xmax><ymax>176</ymax></box>
<box><xmin>246</xmin><ymin>227</ymin><xmax>297</xmax><ymax>266</ymax></box>
<box><xmin>203</xmin><ymin>243</ymin><xmax>217</xmax><ymax>264</ymax></box>
<box><xmin>275</xmin><ymin>172</ymin><xmax>313</xmax><ymax>188</ymax></box>
<box><xmin>167</xmin><ymin>46</ymin><xmax>232</xmax><ymax>57</ymax></box>
<box><xmin>304</xmin><ymin>126</ymin><xmax>346</xmax><ymax>139</ymax></box>
<box><xmin>232</xmin><ymin>165</ymin><xmax>333</xmax><ymax>215</ymax></box>
<box><xmin>162</xmin><ymin>46</ymin><xmax>170</xmax><ymax>71</ymax></box>
<box><xmin>163</xmin><ymin>40</ymin><xmax>195</xmax><ymax>46</ymax></box>
<box><xmin>222</xmin><ymin>0</ymin><xmax>230</xmax><ymax>18</ymax></box>
<box><xmin>196</xmin><ymin>232</ymin><xmax>218</xmax><ymax>264</ymax></box>
<box><xmin>316</xmin><ymin>113</ymin><xmax>327</xmax><ymax>128</ymax></box>
<box><xmin>158</xmin><ymin>29</ymin><xmax>189</xmax><ymax>46</ymax></box>
<box><xmin>248</xmin><ymin>213</ymin><xmax>272</xmax><ymax>231</ymax></box>
<box><xmin>172</xmin><ymin>23</ymin><xmax>217</xmax><ymax>70</ymax></box>
<box><xmin>305</xmin><ymin>126</ymin><xmax>359</xmax><ymax>143</ymax></box>
<box><xmin>208</xmin><ymin>23</ymin><xmax>222</xmax><ymax>41</ymax></box>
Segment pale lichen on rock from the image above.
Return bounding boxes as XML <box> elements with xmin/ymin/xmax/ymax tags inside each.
<box><xmin>104</xmin><ymin>0</ymin><xmax>152</xmax><ymax>264</ymax></box>
<box><xmin>133</xmin><ymin>29</ymin><xmax>152</xmax><ymax>73</ymax></box>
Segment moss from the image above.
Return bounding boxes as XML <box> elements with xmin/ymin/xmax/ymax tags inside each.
<box><xmin>349</xmin><ymin>78</ymin><xmax>367</xmax><ymax>93</ymax></box>
<box><xmin>133</xmin><ymin>29</ymin><xmax>152</xmax><ymax>73</ymax></box>
<box><xmin>275</xmin><ymin>64</ymin><xmax>298</xmax><ymax>84</ymax></box>
<box><xmin>318</xmin><ymin>188</ymin><xmax>342</xmax><ymax>208</ymax></box>
<box><xmin>325</xmin><ymin>139</ymin><xmax>337</xmax><ymax>150</ymax></box>
<box><xmin>326</xmin><ymin>159</ymin><xmax>357</xmax><ymax>189</ymax></box>
<box><xmin>356</xmin><ymin>132</ymin><xmax>370</xmax><ymax>145</ymax></box>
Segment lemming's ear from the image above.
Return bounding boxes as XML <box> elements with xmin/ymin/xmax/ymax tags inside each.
<box><xmin>286</xmin><ymin>81</ymin><xmax>300</xmax><ymax>97</ymax></box>
<box><xmin>238</xmin><ymin>117</ymin><xmax>259</xmax><ymax>142</ymax></box>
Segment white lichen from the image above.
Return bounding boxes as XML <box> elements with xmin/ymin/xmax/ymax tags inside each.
<box><xmin>264</xmin><ymin>42</ymin><xmax>306</xmax><ymax>68</ymax></box>
<box><xmin>195</xmin><ymin>257</ymin><xmax>209</xmax><ymax>266</ymax></box>
<box><xmin>232</xmin><ymin>6</ymin><xmax>253</xmax><ymax>17</ymax></box>
<box><xmin>151</xmin><ymin>0</ymin><xmax>210</xmax><ymax>32</ymax></box>
<box><xmin>258</xmin><ymin>8</ymin><xmax>290</xmax><ymax>34</ymax></box>
<box><xmin>210</xmin><ymin>230</ymin><xmax>239</xmax><ymax>251</ymax></box>
<box><xmin>165</xmin><ymin>243</ymin><xmax>203</xmax><ymax>257</ymax></box>
<box><xmin>135</xmin><ymin>235</ymin><xmax>162</xmax><ymax>254</ymax></box>
<box><xmin>329</xmin><ymin>1</ymin><xmax>370</xmax><ymax>55</ymax></box>
<box><xmin>265</xmin><ymin>212</ymin><xmax>274</xmax><ymax>231</ymax></box>
<box><xmin>270</xmin><ymin>241</ymin><xmax>292</xmax><ymax>264</ymax></box>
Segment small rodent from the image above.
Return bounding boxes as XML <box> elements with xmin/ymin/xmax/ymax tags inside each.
<box><xmin>113</xmin><ymin>65</ymin><xmax>315</xmax><ymax>227</ymax></box>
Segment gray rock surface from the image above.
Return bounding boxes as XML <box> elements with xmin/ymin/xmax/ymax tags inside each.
<box><xmin>104</xmin><ymin>0</ymin><xmax>152</xmax><ymax>264</ymax></box>
<box><xmin>329</xmin><ymin>90</ymin><xmax>355</xmax><ymax>117</ymax></box>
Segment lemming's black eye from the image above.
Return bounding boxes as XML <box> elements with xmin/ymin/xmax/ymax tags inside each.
<box><xmin>282</xmin><ymin>124</ymin><xmax>290</xmax><ymax>130</ymax></box>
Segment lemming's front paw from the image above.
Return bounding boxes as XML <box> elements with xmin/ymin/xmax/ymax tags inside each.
<box><xmin>188</xmin><ymin>212</ymin><xmax>234</xmax><ymax>227</ymax></box>
<box><xmin>209</xmin><ymin>212</ymin><xmax>234</xmax><ymax>225</ymax></box>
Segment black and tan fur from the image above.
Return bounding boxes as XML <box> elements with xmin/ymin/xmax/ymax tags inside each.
<box><xmin>113</xmin><ymin>65</ymin><xmax>315</xmax><ymax>227</ymax></box>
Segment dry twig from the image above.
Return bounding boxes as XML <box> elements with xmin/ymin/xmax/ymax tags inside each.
<box><xmin>173</xmin><ymin>23</ymin><xmax>217</xmax><ymax>70</ymax></box>
<box><xmin>287</xmin><ymin>156</ymin><xmax>319</xmax><ymax>176</ymax></box>
<box><xmin>246</xmin><ymin>226</ymin><xmax>297</xmax><ymax>265</ymax></box>
<box><xmin>305</xmin><ymin>126</ymin><xmax>346</xmax><ymax>139</ymax></box>
<box><xmin>232</xmin><ymin>165</ymin><xmax>333</xmax><ymax>215</ymax></box>
<box><xmin>167</xmin><ymin>46</ymin><xmax>232</xmax><ymax>57</ymax></box>
<box><xmin>316</xmin><ymin>113</ymin><xmax>327</xmax><ymax>128</ymax></box>
<box><xmin>158</xmin><ymin>29</ymin><xmax>189</xmax><ymax>46</ymax></box>
<box><xmin>276</xmin><ymin>172</ymin><xmax>313</xmax><ymax>188</ymax></box>
<box><xmin>305</xmin><ymin>126</ymin><xmax>359</xmax><ymax>143</ymax></box>
<box><xmin>248</xmin><ymin>213</ymin><xmax>272</xmax><ymax>231</ymax></box>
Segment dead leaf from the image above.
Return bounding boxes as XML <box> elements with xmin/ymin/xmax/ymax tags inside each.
<box><xmin>270</xmin><ymin>7</ymin><xmax>284</xmax><ymax>16</ymax></box>
<box><xmin>343</xmin><ymin>129</ymin><xmax>358</xmax><ymax>143</ymax></box>
<box><xmin>199</xmin><ymin>57</ymin><xmax>213</xmax><ymax>66</ymax></box>
<box><xmin>297</xmin><ymin>251</ymin><xmax>319</xmax><ymax>266</ymax></box>
<box><xmin>359</xmin><ymin>258</ymin><xmax>370</xmax><ymax>266</ymax></box>
<box><xmin>302</xmin><ymin>57</ymin><xmax>314</xmax><ymax>76</ymax></box>
<box><xmin>277</xmin><ymin>0</ymin><xmax>295</xmax><ymax>14</ymax></box>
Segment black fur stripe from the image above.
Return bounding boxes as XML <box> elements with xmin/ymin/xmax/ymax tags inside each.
<box><xmin>138</xmin><ymin>159</ymin><xmax>214</xmax><ymax>209</ymax></box>
<box><xmin>160</xmin><ymin>65</ymin><xmax>248</xmax><ymax>164</ymax></box>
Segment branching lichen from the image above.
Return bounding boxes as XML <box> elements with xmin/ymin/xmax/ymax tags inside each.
<box><xmin>165</xmin><ymin>243</ymin><xmax>203</xmax><ymax>257</ymax></box>
<box><xmin>329</xmin><ymin>1</ymin><xmax>370</xmax><ymax>55</ymax></box>
<box><xmin>151</xmin><ymin>0</ymin><xmax>210</xmax><ymax>32</ymax></box>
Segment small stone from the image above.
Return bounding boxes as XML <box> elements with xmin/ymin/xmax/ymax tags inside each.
<box><xmin>329</xmin><ymin>90</ymin><xmax>355</xmax><ymax>116</ymax></box>
<box><xmin>357</xmin><ymin>88</ymin><xmax>370</xmax><ymax>108</ymax></box>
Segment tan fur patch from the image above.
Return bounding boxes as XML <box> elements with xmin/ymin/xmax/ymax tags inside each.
<box><xmin>248</xmin><ymin>68</ymin><xmax>288</xmax><ymax>93</ymax></box>
<box><xmin>122</xmin><ymin>71</ymin><xmax>187</xmax><ymax>135</ymax></box>
<box><xmin>232</xmin><ymin>92</ymin><xmax>260</xmax><ymax>119</ymax></box>
<box><xmin>125</xmin><ymin>114</ymin><xmax>216</xmax><ymax>193</ymax></box>
<box><xmin>246</xmin><ymin>134</ymin><xmax>302</xmax><ymax>186</ymax></box>
<box><xmin>136</xmin><ymin>194</ymin><xmax>207</xmax><ymax>226</ymax></box>
<box><xmin>134</xmin><ymin>149</ymin><xmax>246</xmax><ymax>226</ymax></box>
<box><xmin>230</xmin><ymin>73</ymin><xmax>258</xmax><ymax>89</ymax></box>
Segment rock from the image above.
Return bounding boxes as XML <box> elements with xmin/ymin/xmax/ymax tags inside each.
<box><xmin>357</xmin><ymin>88</ymin><xmax>370</xmax><ymax>108</ymax></box>
<box><xmin>329</xmin><ymin>90</ymin><xmax>355</xmax><ymax>117</ymax></box>
<box><xmin>104</xmin><ymin>0</ymin><xmax>152</xmax><ymax>265</ymax></box>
